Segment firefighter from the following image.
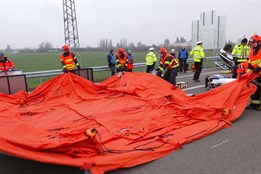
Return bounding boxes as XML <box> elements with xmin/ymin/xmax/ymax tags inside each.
<box><xmin>156</xmin><ymin>47</ymin><xmax>179</xmax><ymax>85</ymax></box>
<box><xmin>190</xmin><ymin>41</ymin><xmax>205</xmax><ymax>82</ymax></box>
<box><xmin>126</xmin><ymin>50</ymin><xmax>134</xmax><ymax>72</ymax></box>
<box><xmin>247</xmin><ymin>34</ymin><xmax>261</xmax><ymax>111</ymax></box>
<box><xmin>0</xmin><ymin>52</ymin><xmax>15</xmax><ymax>73</ymax></box>
<box><xmin>60</xmin><ymin>44</ymin><xmax>80</xmax><ymax>74</ymax></box>
<box><xmin>145</xmin><ymin>47</ymin><xmax>157</xmax><ymax>73</ymax></box>
<box><xmin>231</xmin><ymin>38</ymin><xmax>250</xmax><ymax>78</ymax></box>
<box><xmin>116</xmin><ymin>48</ymin><xmax>128</xmax><ymax>72</ymax></box>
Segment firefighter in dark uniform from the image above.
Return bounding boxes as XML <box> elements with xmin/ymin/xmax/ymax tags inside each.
<box><xmin>156</xmin><ymin>47</ymin><xmax>179</xmax><ymax>85</ymax></box>
<box><xmin>60</xmin><ymin>44</ymin><xmax>80</xmax><ymax>74</ymax></box>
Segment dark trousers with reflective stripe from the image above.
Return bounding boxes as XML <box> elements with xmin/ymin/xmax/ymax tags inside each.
<box><xmin>251</xmin><ymin>80</ymin><xmax>261</xmax><ymax>108</ymax></box>
<box><xmin>163</xmin><ymin>68</ymin><xmax>178</xmax><ymax>85</ymax></box>
<box><xmin>193</xmin><ymin>61</ymin><xmax>202</xmax><ymax>80</ymax></box>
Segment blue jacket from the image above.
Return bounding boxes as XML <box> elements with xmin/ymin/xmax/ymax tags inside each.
<box><xmin>178</xmin><ymin>49</ymin><xmax>188</xmax><ymax>59</ymax></box>
<box><xmin>107</xmin><ymin>53</ymin><xmax>116</xmax><ymax>65</ymax></box>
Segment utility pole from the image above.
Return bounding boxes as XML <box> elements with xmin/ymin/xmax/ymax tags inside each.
<box><xmin>62</xmin><ymin>0</ymin><xmax>81</xmax><ymax>62</ymax></box>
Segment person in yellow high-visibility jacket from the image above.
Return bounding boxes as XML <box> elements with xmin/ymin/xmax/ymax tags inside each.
<box><xmin>190</xmin><ymin>41</ymin><xmax>205</xmax><ymax>82</ymax></box>
<box><xmin>231</xmin><ymin>38</ymin><xmax>250</xmax><ymax>78</ymax></box>
<box><xmin>145</xmin><ymin>47</ymin><xmax>158</xmax><ymax>73</ymax></box>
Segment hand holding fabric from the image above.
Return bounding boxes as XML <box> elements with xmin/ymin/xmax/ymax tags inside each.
<box><xmin>253</xmin><ymin>66</ymin><xmax>261</xmax><ymax>73</ymax></box>
<box><xmin>156</xmin><ymin>70</ymin><xmax>162</xmax><ymax>77</ymax></box>
<box><xmin>63</xmin><ymin>68</ymin><xmax>68</xmax><ymax>73</ymax></box>
<box><xmin>237</xmin><ymin>73</ymin><xmax>248</xmax><ymax>82</ymax></box>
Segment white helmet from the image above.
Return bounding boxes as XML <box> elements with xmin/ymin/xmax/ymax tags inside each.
<box><xmin>149</xmin><ymin>47</ymin><xmax>154</xmax><ymax>51</ymax></box>
<box><xmin>196</xmin><ymin>41</ymin><xmax>203</xmax><ymax>45</ymax></box>
<box><xmin>171</xmin><ymin>49</ymin><xmax>175</xmax><ymax>53</ymax></box>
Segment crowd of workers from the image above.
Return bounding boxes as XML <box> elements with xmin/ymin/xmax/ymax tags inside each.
<box><xmin>0</xmin><ymin>35</ymin><xmax>260</xmax><ymax>110</ymax></box>
<box><xmin>107</xmin><ymin>43</ymin><xmax>201</xmax><ymax>85</ymax></box>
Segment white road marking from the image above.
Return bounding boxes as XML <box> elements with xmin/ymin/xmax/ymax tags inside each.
<box><xmin>211</xmin><ymin>140</ymin><xmax>229</xmax><ymax>148</ymax></box>
<box><xmin>183</xmin><ymin>85</ymin><xmax>205</xmax><ymax>91</ymax></box>
<box><xmin>177</xmin><ymin>70</ymin><xmax>224</xmax><ymax>79</ymax></box>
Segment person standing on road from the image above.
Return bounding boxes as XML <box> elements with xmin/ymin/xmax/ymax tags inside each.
<box><xmin>126</xmin><ymin>49</ymin><xmax>134</xmax><ymax>72</ymax></box>
<box><xmin>145</xmin><ymin>47</ymin><xmax>158</xmax><ymax>73</ymax></box>
<box><xmin>107</xmin><ymin>49</ymin><xmax>116</xmax><ymax>76</ymax></box>
<box><xmin>60</xmin><ymin>44</ymin><xmax>80</xmax><ymax>74</ymax></box>
<box><xmin>190</xmin><ymin>41</ymin><xmax>205</xmax><ymax>82</ymax></box>
<box><xmin>178</xmin><ymin>45</ymin><xmax>189</xmax><ymax>73</ymax></box>
<box><xmin>231</xmin><ymin>38</ymin><xmax>250</xmax><ymax>78</ymax></box>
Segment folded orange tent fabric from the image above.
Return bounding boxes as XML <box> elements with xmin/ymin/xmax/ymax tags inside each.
<box><xmin>0</xmin><ymin>72</ymin><xmax>257</xmax><ymax>174</ymax></box>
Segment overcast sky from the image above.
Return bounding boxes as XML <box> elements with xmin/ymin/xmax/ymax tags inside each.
<box><xmin>0</xmin><ymin>0</ymin><xmax>260</xmax><ymax>49</ymax></box>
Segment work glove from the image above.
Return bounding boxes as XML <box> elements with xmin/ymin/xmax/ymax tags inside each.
<box><xmin>253</xmin><ymin>66</ymin><xmax>261</xmax><ymax>73</ymax></box>
<box><xmin>8</xmin><ymin>68</ymin><xmax>13</xmax><ymax>72</ymax></box>
<box><xmin>77</xmin><ymin>65</ymin><xmax>81</xmax><ymax>70</ymax></box>
<box><xmin>156</xmin><ymin>70</ymin><xmax>162</xmax><ymax>77</ymax></box>
<box><xmin>63</xmin><ymin>68</ymin><xmax>68</xmax><ymax>73</ymax></box>
<box><xmin>155</xmin><ymin>68</ymin><xmax>160</xmax><ymax>71</ymax></box>
<box><xmin>118</xmin><ymin>66</ymin><xmax>124</xmax><ymax>72</ymax></box>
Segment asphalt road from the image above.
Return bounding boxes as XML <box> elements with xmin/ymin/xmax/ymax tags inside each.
<box><xmin>1</xmin><ymin>68</ymin><xmax>260</xmax><ymax>174</ymax></box>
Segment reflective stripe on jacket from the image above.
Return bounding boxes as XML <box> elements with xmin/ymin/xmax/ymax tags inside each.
<box><xmin>190</xmin><ymin>45</ymin><xmax>205</xmax><ymax>62</ymax></box>
<box><xmin>232</xmin><ymin>44</ymin><xmax>250</xmax><ymax>62</ymax></box>
<box><xmin>145</xmin><ymin>51</ymin><xmax>157</xmax><ymax>65</ymax></box>
<box><xmin>249</xmin><ymin>46</ymin><xmax>261</xmax><ymax>73</ymax></box>
<box><xmin>116</xmin><ymin>53</ymin><xmax>128</xmax><ymax>68</ymax></box>
<box><xmin>159</xmin><ymin>54</ymin><xmax>179</xmax><ymax>70</ymax></box>
<box><xmin>60</xmin><ymin>52</ymin><xmax>75</xmax><ymax>70</ymax></box>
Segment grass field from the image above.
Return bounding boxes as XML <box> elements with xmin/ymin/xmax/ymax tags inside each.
<box><xmin>3</xmin><ymin>50</ymin><xmax>216</xmax><ymax>89</ymax></box>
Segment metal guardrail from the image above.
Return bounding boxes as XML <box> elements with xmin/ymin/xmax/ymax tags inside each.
<box><xmin>24</xmin><ymin>56</ymin><xmax>220</xmax><ymax>79</ymax></box>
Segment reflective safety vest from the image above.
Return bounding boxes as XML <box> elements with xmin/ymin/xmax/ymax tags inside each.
<box><xmin>232</xmin><ymin>44</ymin><xmax>250</xmax><ymax>62</ymax></box>
<box><xmin>249</xmin><ymin>46</ymin><xmax>261</xmax><ymax>74</ymax></box>
<box><xmin>145</xmin><ymin>51</ymin><xmax>157</xmax><ymax>65</ymax></box>
<box><xmin>60</xmin><ymin>52</ymin><xmax>75</xmax><ymax>71</ymax></box>
<box><xmin>190</xmin><ymin>45</ymin><xmax>205</xmax><ymax>62</ymax></box>
<box><xmin>116</xmin><ymin>53</ymin><xmax>128</xmax><ymax>68</ymax></box>
<box><xmin>159</xmin><ymin>54</ymin><xmax>179</xmax><ymax>71</ymax></box>
<box><xmin>0</xmin><ymin>60</ymin><xmax>15</xmax><ymax>72</ymax></box>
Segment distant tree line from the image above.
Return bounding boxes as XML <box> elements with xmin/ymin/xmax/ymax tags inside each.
<box><xmin>6</xmin><ymin>36</ymin><xmax>238</xmax><ymax>53</ymax></box>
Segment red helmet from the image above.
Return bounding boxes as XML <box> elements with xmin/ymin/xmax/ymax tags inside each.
<box><xmin>62</xmin><ymin>44</ymin><xmax>70</xmax><ymax>51</ymax></box>
<box><xmin>249</xmin><ymin>34</ymin><xmax>261</xmax><ymax>45</ymax></box>
<box><xmin>159</xmin><ymin>47</ymin><xmax>167</xmax><ymax>54</ymax></box>
<box><xmin>118</xmin><ymin>48</ymin><xmax>124</xmax><ymax>54</ymax></box>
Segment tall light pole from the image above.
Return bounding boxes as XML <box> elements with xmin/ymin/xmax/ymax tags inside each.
<box><xmin>62</xmin><ymin>0</ymin><xmax>81</xmax><ymax>62</ymax></box>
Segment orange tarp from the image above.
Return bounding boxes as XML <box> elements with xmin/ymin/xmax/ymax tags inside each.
<box><xmin>0</xmin><ymin>72</ymin><xmax>257</xmax><ymax>174</ymax></box>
